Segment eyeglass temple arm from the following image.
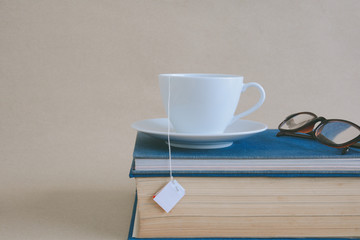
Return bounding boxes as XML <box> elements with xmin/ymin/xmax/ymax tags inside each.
<box><xmin>276</xmin><ymin>131</ymin><xmax>360</xmax><ymax>149</ymax></box>
<box><xmin>352</xmin><ymin>142</ymin><xmax>360</xmax><ymax>149</ymax></box>
<box><xmin>276</xmin><ymin>131</ymin><xmax>313</xmax><ymax>140</ymax></box>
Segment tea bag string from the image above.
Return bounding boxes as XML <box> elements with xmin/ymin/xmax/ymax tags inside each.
<box><xmin>167</xmin><ymin>76</ymin><xmax>173</xmax><ymax>182</ymax></box>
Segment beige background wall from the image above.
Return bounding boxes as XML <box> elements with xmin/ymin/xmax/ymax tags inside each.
<box><xmin>1</xmin><ymin>0</ymin><xmax>359</xmax><ymax>239</ymax></box>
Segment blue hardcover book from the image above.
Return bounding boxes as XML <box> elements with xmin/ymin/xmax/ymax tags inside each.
<box><xmin>130</xmin><ymin>129</ymin><xmax>360</xmax><ymax>178</ymax></box>
<box><xmin>128</xmin><ymin>193</ymin><xmax>359</xmax><ymax>240</ymax></box>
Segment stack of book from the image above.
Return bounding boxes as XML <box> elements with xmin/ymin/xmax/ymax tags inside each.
<box><xmin>128</xmin><ymin>129</ymin><xmax>360</xmax><ymax>239</ymax></box>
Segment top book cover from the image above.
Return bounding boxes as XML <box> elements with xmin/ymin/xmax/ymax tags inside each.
<box><xmin>130</xmin><ymin>129</ymin><xmax>360</xmax><ymax>177</ymax></box>
<box><xmin>134</xmin><ymin>129</ymin><xmax>360</xmax><ymax>159</ymax></box>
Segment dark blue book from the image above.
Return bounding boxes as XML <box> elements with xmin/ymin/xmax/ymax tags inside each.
<box><xmin>128</xmin><ymin>193</ymin><xmax>360</xmax><ymax>240</ymax></box>
<box><xmin>130</xmin><ymin>129</ymin><xmax>360</xmax><ymax>178</ymax></box>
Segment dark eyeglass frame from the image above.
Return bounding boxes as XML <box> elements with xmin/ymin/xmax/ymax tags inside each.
<box><xmin>277</xmin><ymin>112</ymin><xmax>360</xmax><ymax>154</ymax></box>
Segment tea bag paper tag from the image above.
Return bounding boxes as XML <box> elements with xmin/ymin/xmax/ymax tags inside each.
<box><xmin>153</xmin><ymin>180</ymin><xmax>185</xmax><ymax>213</ymax></box>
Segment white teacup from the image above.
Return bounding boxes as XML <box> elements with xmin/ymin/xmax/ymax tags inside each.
<box><xmin>159</xmin><ymin>74</ymin><xmax>265</xmax><ymax>134</ymax></box>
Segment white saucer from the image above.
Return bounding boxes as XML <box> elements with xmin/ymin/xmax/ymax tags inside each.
<box><xmin>131</xmin><ymin>118</ymin><xmax>267</xmax><ymax>149</ymax></box>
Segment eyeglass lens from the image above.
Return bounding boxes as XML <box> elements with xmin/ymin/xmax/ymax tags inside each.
<box><xmin>316</xmin><ymin>121</ymin><xmax>360</xmax><ymax>145</ymax></box>
<box><xmin>280</xmin><ymin>113</ymin><xmax>316</xmax><ymax>130</ymax></box>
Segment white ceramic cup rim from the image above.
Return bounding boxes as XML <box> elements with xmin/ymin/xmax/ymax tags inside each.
<box><xmin>159</xmin><ymin>73</ymin><xmax>243</xmax><ymax>79</ymax></box>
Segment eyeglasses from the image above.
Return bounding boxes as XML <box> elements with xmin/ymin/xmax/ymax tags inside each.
<box><xmin>277</xmin><ymin>112</ymin><xmax>360</xmax><ymax>154</ymax></box>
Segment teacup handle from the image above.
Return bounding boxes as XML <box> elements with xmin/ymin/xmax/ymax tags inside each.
<box><xmin>230</xmin><ymin>82</ymin><xmax>266</xmax><ymax>125</ymax></box>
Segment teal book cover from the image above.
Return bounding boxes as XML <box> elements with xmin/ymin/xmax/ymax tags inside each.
<box><xmin>130</xmin><ymin>130</ymin><xmax>360</xmax><ymax>178</ymax></box>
